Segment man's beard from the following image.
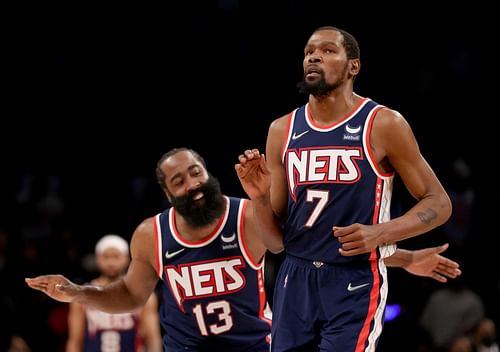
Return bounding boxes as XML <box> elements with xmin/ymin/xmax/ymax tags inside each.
<box><xmin>296</xmin><ymin>65</ymin><xmax>347</xmax><ymax>98</ymax></box>
<box><xmin>169</xmin><ymin>175</ymin><xmax>225</xmax><ymax>228</ymax></box>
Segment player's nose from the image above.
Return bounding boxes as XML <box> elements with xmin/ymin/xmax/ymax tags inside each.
<box><xmin>186</xmin><ymin>178</ymin><xmax>202</xmax><ymax>192</ymax></box>
<box><xmin>308</xmin><ymin>51</ymin><xmax>322</xmax><ymax>63</ymax></box>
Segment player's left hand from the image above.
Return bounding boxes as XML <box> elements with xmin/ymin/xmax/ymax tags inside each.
<box><xmin>333</xmin><ymin>223</ymin><xmax>380</xmax><ymax>256</ymax></box>
<box><xmin>404</xmin><ymin>243</ymin><xmax>461</xmax><ymax>282</ymax></box>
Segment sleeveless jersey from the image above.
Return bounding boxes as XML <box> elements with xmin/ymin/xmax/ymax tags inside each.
<box><xmin>83</xmin><ymin>285</ymin><xmax>142</xmax><ymax>352</ymax></box>
<box><xmin>282</xmin><ymin>97</ymin><xmax>397</xmax><ymax>263</ymax></box>
<box><xmin>154</xmin><ymin>196</ymin><xmax>271</xmax><ymax>351</ymax></box>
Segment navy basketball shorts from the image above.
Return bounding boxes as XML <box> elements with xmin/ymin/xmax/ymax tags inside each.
<box><xmin>164</xmin><ymin>340</ymin><xmax>270</xmax><ymax>352</ymax></box>
<box><xmin>271</xmin><ymin>254</ymin><xmax>388</xmax><ymax>352</ymax></box>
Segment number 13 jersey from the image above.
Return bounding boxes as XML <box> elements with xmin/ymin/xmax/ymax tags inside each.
<box><xmin>154</xmin><ymin>196</ymin><xmax>271</xmax><ymax>351</ymax></box>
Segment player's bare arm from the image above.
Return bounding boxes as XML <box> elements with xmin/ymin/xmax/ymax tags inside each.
<box><xmin>26</xmin><ymin>217</ymin><xmax>160</xmax><ymax>313</ymax></box>
<box><xmin>334</xmin><ymin>108</ymin><xmax>452</xmax><ymax>255</ymax></box>
<box><xmin>243</xmin><ymin>197</ymin><xmax>272</xmax><ymax>264</ymax></box>
<box><xmin>375</xmin><ymin>108</ymin><xmax>451</xmax><ymax>239</ymax></box>
<box><xmin>236</xmin><ymin>123</ymin><xmax>287</xmax><ymax>254</ymax></box>
<box><xmin>66</xmin><ymin>301</ymin><xmax>86</xmax><ymax>352</ymax></box>
<box><xmin>140</xmin><ymin>292</ymin><xmax>163</xmax><ymax>352</ymax></box>
<box><xmin>122</xmin><ymin>217</ymin><xmax>161</xmax><ymax>307</ymax></box>
<box><xmin>266</xmin><ymin>115</ymin><xmax>290</xmax><ymax>219</ymax></box>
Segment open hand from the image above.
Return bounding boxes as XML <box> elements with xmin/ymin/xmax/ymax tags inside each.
<box><xmin>404</xmin><ymin>243</ymin><xmax>462</xmax><ymax>282</ymax></box>
<box><xmin>25</xmin><ymin>274</ymin><xmax>81</xmax><ymax>303</ymax></box>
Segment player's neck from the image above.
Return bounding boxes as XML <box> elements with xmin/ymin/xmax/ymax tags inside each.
<box><xmin>308</xmin><ymin>91</ymin><xmax>361</xmax><ymax>125</ymax></box>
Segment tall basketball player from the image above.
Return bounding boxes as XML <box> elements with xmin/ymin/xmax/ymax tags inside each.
<box><xmin>236</xmin><ymin>26</ymin><xmax>452</xmax><ymax>352</ymax></box>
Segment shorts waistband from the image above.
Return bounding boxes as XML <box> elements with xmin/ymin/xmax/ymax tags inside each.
<box><xmin>285</xmin><ymin>253</ymin><xmax>370</xmax><ymax>269</ymax></box>
<box><xmin>285</xmin><ymin>254</ymin><xmax>333</xmax><ymax>268</ymax></box>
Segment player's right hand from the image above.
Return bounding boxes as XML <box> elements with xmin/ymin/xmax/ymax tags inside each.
<box><xmin>235</xmin><ymin>148</ymin><xmax>271</xmax><ymax>200</ymax></box>
<box><xmin>25</xmin><ymin>274</ymin><xmax>80</xmax><ymax>303</ymax></box>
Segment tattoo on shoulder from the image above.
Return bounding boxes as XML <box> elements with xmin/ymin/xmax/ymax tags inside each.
<box><xmin>417</xmin><ymin>208</ymin><xmax>438</xmax><ymax>224</ymax></box>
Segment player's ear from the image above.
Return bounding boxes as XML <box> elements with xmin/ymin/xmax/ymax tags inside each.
<box><xmin>165</xmin><ymin>191</ymin><xmax>172</xmax><ymax>203</ymax></box>
<box><xmin>349</xmin><ymin>58</ymin><xmax>360</xmax><ymax>77</ymax></box>
<box><xmin>163</xmin><ymin>187</ymin><xmax>173</xmax><ymax>203</ymax></box>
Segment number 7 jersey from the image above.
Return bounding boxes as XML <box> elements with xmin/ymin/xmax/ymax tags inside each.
<box><xmin>154</xmin><ymin>196</ymin><xmax>271</xmax><ymax>351</ymax></box>
<box><xmin>282</xmin><ymin>98</ymin><xmax>397</xmax><ymax>264</ymax></box>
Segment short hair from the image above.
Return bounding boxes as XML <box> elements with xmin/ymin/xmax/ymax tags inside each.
<box><xmin>156</xmin><ymin>148</ymin><xmax>206</xmax><ymax>190</ymax></box>
<box><xmin>313</xmin><ymin>26</ymin><xmax>360</xmax><ymax>60</ymax></box>
<box><xmin>95</xmin><ymin>234</ymin><xmax>129</xmax><ymax>255</ymax></box>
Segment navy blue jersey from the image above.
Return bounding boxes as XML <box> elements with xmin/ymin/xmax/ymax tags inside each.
<box><xmin>154</xmin><ymin>196</ymin><xmax>271</xmax><ymax>352</ymax></box>
<box><xmin>282</xmin><ymin>97</ymin><xmax>397</xmax><ymax>263</ymax></box>
<box><xmin>83</xmin><ymin>304</ymin><xmax>142</xmax><ymax>352</ymax></box>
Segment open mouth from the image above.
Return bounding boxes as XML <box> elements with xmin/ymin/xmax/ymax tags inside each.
<box><xmin>306</xmin><ymin>66</ymin><xmax>322</xmax><ymax>76</ymax></box>
<box><xmin>192</xmin><ymin>192</ymin><xmax>204</xmax><ymax>201</ymax></box>
<box><xmin>305</xmin><ymin>66</ymin><xmax>322</xmax><ymax>80</ymax></box>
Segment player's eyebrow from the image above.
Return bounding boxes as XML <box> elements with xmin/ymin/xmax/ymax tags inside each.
<box><xmin>169</xmin><ymin>164</ymin><xmax>200</xmax><ymax>183</ymax></box>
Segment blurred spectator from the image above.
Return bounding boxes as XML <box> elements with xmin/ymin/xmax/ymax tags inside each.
<box><xmin>8</xmin><ymin>335</ymin><xmax>32</xmax><ymax>352</ymax></box>
<box><xmin>66</xmin><ymin>234</ymin><xmax>162</xmax><ymax>352</ymax></box>
<box><xmin>1</xmin><ymin>294</ymin><xmax>32</xmax><ymax>352</ymax></box>
<box><xmin>449</xmin><ymin>335</ymin><xmax>473</xmax><ymax>352</ymax></box>
<box><xmin>420</xmin><ymin>274</ymin><xmax>485</xmax><ymax>351</ymax></box>
<box><xmin>472</xmin><ymin>318</ymin><xmax>499</xmax><ymax>352</ymax></box>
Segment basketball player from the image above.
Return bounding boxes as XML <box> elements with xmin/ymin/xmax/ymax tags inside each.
<box><xmin>66</xmin><ymin>234</ymin><xmax>162</xmax><ymax>352</ymax></box>
<box><xmin>28</xmin><ymin>149</ymin><xmax>271</xmax><ymax>352</ymax></box>
<box><xmin>235</xmin><ymin>26</ymin><xmax>452</xmax><ymax>351</ymax></box>
<box><xmin>27</xmin><ymin>148</ymin><xmax>457</xmax><ymax>351</ymax></box>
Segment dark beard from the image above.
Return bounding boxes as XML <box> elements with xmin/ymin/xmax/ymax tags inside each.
<box><xmin>296</xmin><ymin>66</ymin><xmax>347</xmax><ymax>98</ymax></box>
<box><xmin>170</xmin><ymin>175</ymin><xmax>225</xmax><ymax>228</ymax></box>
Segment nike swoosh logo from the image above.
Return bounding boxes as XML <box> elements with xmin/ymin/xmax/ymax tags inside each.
<box><xmin>165</xmin><ymin>248</ymin><xmax>185</xmax><ymax>259</ymax></box>
<box><xmin>221</xmin><ymin>233</ymin><xmax>236</xmax><ymax>243</ymax></box>
<box><xmin>345</xmin><ymin>124</ymin><xmax>361</xmax><ymax>134</ymax></box>
<box><xmin>347</xmin><ymin>282</ymin><xmax>370</xmax><ymax>292</ymax></box>
<box><xmin>292</xmin><ymin>130</ymin><xmax>309</xmax><ymax>140</ymax></box>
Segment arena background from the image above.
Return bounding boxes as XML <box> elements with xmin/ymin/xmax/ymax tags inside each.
<box><xmin>1</xmin><ymin>3</ymin><xmax>496</xmax><ymax>351</ymax></box>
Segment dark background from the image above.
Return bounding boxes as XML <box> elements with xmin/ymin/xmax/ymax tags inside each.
<box><xmin>1</xmin><ymin>2</ymin><xmax>497</xmax><ymax>351</ymax></box>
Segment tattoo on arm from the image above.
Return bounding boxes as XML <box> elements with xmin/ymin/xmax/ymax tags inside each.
<box><xmin>417</xmin><ymin>208</ymin><xmax>438</xmax><ymax>224</ymax></box>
